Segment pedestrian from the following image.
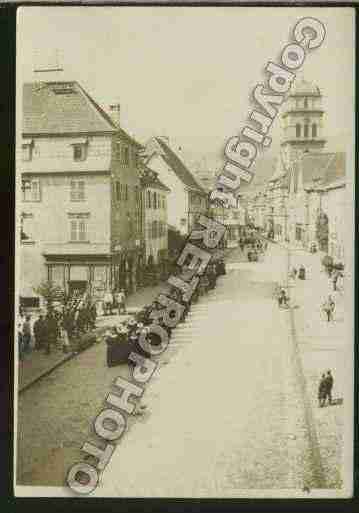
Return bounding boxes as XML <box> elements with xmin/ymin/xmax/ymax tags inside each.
<box><xmin>292</xmin><ymin>267</ymin><xmax>297</xmax><ymax>279</ymax></box>
<box><xmin>278</xmin><ymin>288</ymin><xmax>288</xmax><ymax>308</ymax></box>
<box><xmin>322</xmin><ymin>295</ymin><xmax>335</xmax><ymax>322</ymax></box>
<box><xmin>89</xmin><ymin>302</ymin><xmax>97</xmax><ymax>329</ymax></box>
<box><xmin>33</xmin><ymin>314</ymin><xmax>45</xmax><ymax>351</ymax></box>
<box><xmin>117</xmin><ymin>289</ymin><xmax>127</xmax><ymax>314</ymax></box>
<box><xmin>44</xmin><ymin>311</ymin><xmax>57</xmax><ymax>355</ymax></box>
<box><xmin>18</xmin><ymin>323</ymin><xmax>24</xmax><ymax>361</ymax></box>
<box><xmin>103</xmin><ymin>290</ymin><xmax>113</xmax><ymax>316</ymax></box>
<box><xmin>324</xmin><ymin>370</ymin><xmax>334</xmax><ymax>405</ymax></box>
<box><xmin>318</xmin><ymin>374</ymin><xmax>327</xmax><ymax>407</ymax></box>
<box><xmin>22</xmin><ymin>315</ymin><xmax>32</xmax><ymax>354</ymax></box>
<box><xmin>332</xmin><ymin>270</ymin><xmax>339</xmax><ymax>291</ymax></box>
<box><xmin>298</xmin><ymin>264</ymin><xmax>306</xmax><ymax>280</ymax></box>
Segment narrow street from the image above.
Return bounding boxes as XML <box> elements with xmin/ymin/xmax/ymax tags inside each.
<box><xmin>92</xmin><ymin>243</ymin><xmax>318</xmax><ymax>497</ymax></box>
<box><xmin>17</xmin><ymin>243</ymin><xmax>325</xmax><ymax>495</ymax></box>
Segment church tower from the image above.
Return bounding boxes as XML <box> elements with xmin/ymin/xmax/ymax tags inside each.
<box><xmin>281</xmin><ymin>77</ymin><xmax>326</xmax><ymax>167</ymax></box>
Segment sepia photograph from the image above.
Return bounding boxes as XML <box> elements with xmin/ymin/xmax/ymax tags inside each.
<box><xmin>14</xmin><ymin>5</ymin><xmax>355</xmax><ymax>498</ymax></box>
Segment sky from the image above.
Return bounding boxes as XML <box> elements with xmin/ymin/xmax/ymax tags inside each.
<box><xmin>17</xmin><ymin>6</ymin><xmax>355</xmax><ymax>175</ymax></box>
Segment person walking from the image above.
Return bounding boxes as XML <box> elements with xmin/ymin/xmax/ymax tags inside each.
<box><xmin>324</xmin><ymin>370</ymin><xmax>334</xmax><ymax>405</ymax></box>
<box><xmin>22</xmin><ymin>315</ymin><xmax>32</xmax><ymax>354</ymax></box>
<box><xmin>322</xmin><ymin>295</ymin><xmax>335</xmax><ymax>322</ymax></box>
<box><xmin>318</xmin><ymin>374</ymin><xmax>327</xmax><ymax>407</ymax></box>
<box><xmin>33</xmin><ymin>314</ymin><xmax>45</xmax><ymax>351</ymax></box>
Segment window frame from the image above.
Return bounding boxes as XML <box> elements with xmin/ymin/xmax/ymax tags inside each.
<box><xmin>70</xmin><ymin>180</ymin><xmax>85</xmax><ymax>202</ymax></box>
<box><xmin>68</xmin><ymin>214</ymin><xmax>90</xmax><ymax>242</ymax></box>
<box><xmin>73</xmin><ymin>143</ymin><xmax>87</xmax><ymax>162</ymax></box>
<box><xmin>22</xmin><ymin>143</ymin><xmax>33</xmax><ymax>162</ymax></box>
<box><xmin>22</xmin><ymin>179</ymin><xmax>41</xmax><ymax>202</ymax></box>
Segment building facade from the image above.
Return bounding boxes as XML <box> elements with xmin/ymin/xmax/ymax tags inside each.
<box><xmin>19</xmin><ymin>80</ymin><xmax>143</xmax><ymax>306</ymax></box>
<box><xmin>145</xmin><ymin>137</ymin><xmax>208</xmax><ymax>236</ymax></box>
<box><xmin>139</xmin><ymin>166</ymin><xmax>170</xmax><ymax>266</ymax></box>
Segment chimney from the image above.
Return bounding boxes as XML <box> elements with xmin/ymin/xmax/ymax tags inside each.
<box><xmin>109</xmin><ymin>103</ymin><xmax>121</xmax><ymax>128</ymax></box>
<box><xmin>33</xmin><ymin>49</ymin><xmax>64</xmax><ymax>81</ymax></box>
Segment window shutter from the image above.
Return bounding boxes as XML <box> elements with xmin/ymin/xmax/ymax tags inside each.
<box><xmin>70</xmin><ymin>181</ymin><xmax>76</xmax><ymax>201</ymax></box>
<box><xmin>79</xmin><ymin>220</ymin><xmax>86</xmax><ymax>241</ymax></box>
<box><xmin>78</xmin><ymin>181</ymin><xmax>85</xmax><ymax>200</ymax></box>
<box><xmin>70</xmin><ymin>220</ymin><xmax>77</xmax><ymax>241</ymax></box>
<box><xmin>31</xmin><ymin>180</ymin><xmax>41</xmax><ymax>201</ymax></box>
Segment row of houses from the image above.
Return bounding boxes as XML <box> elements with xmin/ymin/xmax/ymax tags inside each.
<box><xmin>243</xmin><ymin>77</ymin><xmax>347</xmax><ymax>265</ymax></box>
<box><xmin>19</xmin><ymin>78</ymin><xmax>211</xmax><ymax>307</ymax></box>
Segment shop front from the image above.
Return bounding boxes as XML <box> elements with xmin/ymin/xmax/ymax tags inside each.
<box><xmin>45</xmin><ymin>255</ymin><xmax>111</xmax><ymax>301</ymax></box>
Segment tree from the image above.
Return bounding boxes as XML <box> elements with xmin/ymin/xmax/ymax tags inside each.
<box><xmin>33</xmin><ymin>281</ymin><xmax>64</xmax><ymax>311</ymax></box>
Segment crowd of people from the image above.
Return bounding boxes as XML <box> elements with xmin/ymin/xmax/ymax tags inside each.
<box><xmin>18</xmin><ymin>296</ymin><xmax>97</xmax><ymax>360</ymax></box>
<box><xmin>105</xmin><ymin>258</ymin><xmax>227</xmax><ymax>368</ymax></box>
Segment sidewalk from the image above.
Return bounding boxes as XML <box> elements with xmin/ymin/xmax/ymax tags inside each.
<box><xmin>18</xmin><ymin>347</ymin><xmax>72</xmax><ymax>392</ymax></box>
<box><xmin>272</xmin><ymin>242</ymin><xmax>347</xmax><ymax>489</ymax></box>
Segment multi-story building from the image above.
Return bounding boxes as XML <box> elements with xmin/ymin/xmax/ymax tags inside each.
<box><xmin>247</xmin><ymin>77</ymin><xmax>346</xmax><ymax>259</ymax></box>
<box><xmin>287</xmin><ymin>152</ymin><xmax>345</xmax><ymax>254</ymax></box>
<box><xmin>19</xmin><ymin>80</ymin><xmax>143</xmax><ymax>306</ymax></box>
<box><xmin>145</xmin><ymin>137</ymin><xmax>208</xmax><ymax>236</ymax></box>
<box><xmin>139</xmin><ymin>166</ymin><xmax>170</xmax><ymax>266</ymax></box>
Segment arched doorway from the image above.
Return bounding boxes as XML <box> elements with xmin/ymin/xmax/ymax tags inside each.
<box><xmin>316</xmin><ymin>211</ymin><xmax>329</xmax><ymax>252</ymax></box>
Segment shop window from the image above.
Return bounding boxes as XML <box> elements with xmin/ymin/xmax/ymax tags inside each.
<box><xmin>296</xmin><ymin>124</ymin><xmax>301</xmax><ymax>138</ymax></box>
<box><xmin>304</xmin><ymin>125</ymin><xmax>309</xmax><ymax>138</ymax></box>
<box><xmin>312</xmin><ymin>123</ymin><xmax>317</xmax><ymax>138</ymax></box>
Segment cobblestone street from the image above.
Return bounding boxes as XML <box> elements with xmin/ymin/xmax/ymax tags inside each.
<box><xmin>16</xmin><ymin>244</ymin><xmax>347</xmax><ymax>496</ymax></box>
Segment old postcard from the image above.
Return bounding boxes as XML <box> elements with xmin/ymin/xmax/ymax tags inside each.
<box><xmin>14</xmin><ymin>5</ymin><xmax>355</xmax><ymax>498</ymax></box>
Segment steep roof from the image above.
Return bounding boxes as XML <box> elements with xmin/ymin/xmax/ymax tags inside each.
<box><xmin>154</xmin><ymin>137</ymin><xmax>206</xmax><ymax>194</ymax></box>
<box><xmin>23</xmin><ymin>81</ymin><xmax>118</xmax><ymax>135</ymax></box>
<box><xmin>140</xmin><ymin>166</ymin><xmax>171</xmax><ymax>192</ymax></box>
<box><xmin>292</xmin><ymin>152</ymin><xmax>346</xmax><ymax>191</ymax></box>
